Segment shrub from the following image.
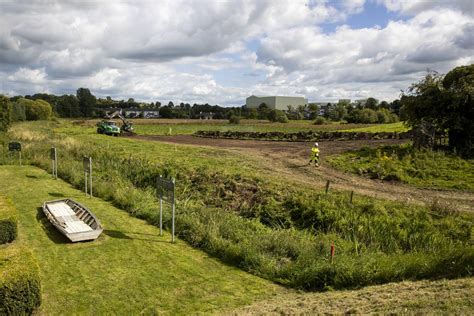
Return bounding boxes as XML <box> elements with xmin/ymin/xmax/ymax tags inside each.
<box><xmin>0</xmin><ymin>245</ymin><xmax>42</xmax><ymax>314</ymax></box>
<box><xmin>16</xmin><ymin>98</ymin><xmax>52</xmax><ymax>121</ymax></box>
<box><xmin>0</xmin><ymin>196</ymin><xmax>17</xmax><ymax>244</ymax></box>
<box><xmin>268</xmin><ymin>110</ymin><xmax>288</xmax><ymax>123</ymax></box>
<box><xmin>229</xmin><ymin>115</ymin><xmax>240</xmax><ymax>124</ymax></box>
<box><xmin>11</xmin><ymin>101</ymin><xmax>26</xmax><ymax>122</ymax></box>
<box><xmin>0</xmin><ymin>95</ymin><xmax>12</xmax><ymax>132</ymax></box>
<box><xmin>314</xmin><ymin>116</ymin><xmax>327</xmax><ymax>125</ymax></box>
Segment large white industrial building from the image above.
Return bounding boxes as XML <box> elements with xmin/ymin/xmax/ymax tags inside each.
<box><xmin>246</xmin><ymin>95</ymin><xmax>308</xmax><ymax>111</ymax></box>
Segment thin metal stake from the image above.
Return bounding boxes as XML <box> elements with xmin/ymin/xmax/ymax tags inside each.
<box><xmin>350</xmin><ymin>191</ymin><xmax>354</xmax><ymax>204</ymax></box>
<box><xmin>84</xmin><ymin>171</ymin><xmax>88</xmax><ymax>196</ymax></box>
<box><xmin>55</xmin><ymin>151</ymin><xmax>58</xmax><ymax>179</ymax></box>
<box><xmin>171</xmin><ymin>178</ymin><xmax>175</xmax><ymax>243</ymax></box>
<box><xmin>159</xmin><ymin>192</ymin><xmax>163</xmax><ymax>236</ymax></box>
<box><xmin>19</xmin><ymin>151</ymin><xmax>22</xmax><ymax>166</ymax></box>
<box><xmin>325</xmin><ymin>180</ymin><xmax>330</xmax><ymax>194</ymax></box>
<box><xmin>89</xmin><ymin>157</ymin><xmax>93</xmax><ymax>198</ymax></box>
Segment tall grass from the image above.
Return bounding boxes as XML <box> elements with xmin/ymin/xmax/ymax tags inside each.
<box><xmin>328</xmin><ymin>144</ymin><xmax>474</xmax><ymax>190</ymax></box>
<box><xmin>2</xmin><ymin>123</ymin><xmax>473</xmax><ymax>289</ymax></box>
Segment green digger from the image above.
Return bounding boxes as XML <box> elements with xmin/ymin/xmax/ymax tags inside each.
<box><xmin>96</xmin><ymin>111</ymin><xmax>134</xmax><ymax>136</ymax></box>
<box><xmin>96</xmin><ymin>120</ymin><xmax>121</xmax><ymax>136</ymax></box>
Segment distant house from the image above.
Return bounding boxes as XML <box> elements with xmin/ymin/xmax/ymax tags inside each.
<box><xmin>246</xmin><ymin>95</ymin><xmax>308</xmax><ymax>111</ymax></box>
<box><xmin>198</xmin><ymin>112</ymin><xmax>214</xmax><ymax>120</ymax></box>
<box><xmin>102</xmin><ymin>107</ymin><xmax>160</xmax><ymax>118</ymax></box>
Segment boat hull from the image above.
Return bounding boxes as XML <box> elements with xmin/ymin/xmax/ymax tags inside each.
<box><xmin>42</xmin><ymin>199</ymin><xmax>103</xmax><ymax>242</ymax></box>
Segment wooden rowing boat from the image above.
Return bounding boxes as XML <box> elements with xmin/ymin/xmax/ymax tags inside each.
<box><xmin>42</xmin><ymin>199</ymin><xmax>103</xmax><ymax>242</ymax></box>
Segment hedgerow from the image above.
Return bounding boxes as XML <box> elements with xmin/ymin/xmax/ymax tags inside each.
<box><xmin>0</xmin><ymin>245</ymin><xmax>42</xmax><ymax>314</ymax></box>
<box><xmin>0</xmin><ymin>196</ymin><xmax>17</xmax><ymax>244</ymax></box>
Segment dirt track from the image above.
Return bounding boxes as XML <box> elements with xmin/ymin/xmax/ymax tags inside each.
<box><xmin>131</xmin><ymin>135</ymin><xmax>474</xmax><ymax>212</ymax></box>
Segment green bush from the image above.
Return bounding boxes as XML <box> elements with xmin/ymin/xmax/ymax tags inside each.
<box><xmin>15</xmin><ymin>98</ymin><xmax>52</xmax><ymax>121</ymax></box>
<box><xmin>228</xmin><ymin>115</ymin><xmax>240</xmax><ymax>124</ymax></box>
<box><xmin>313</xmin><ymin>116</ymin><xmax>327</xmax><ymax>125</ymax></box>
<box><xmin>0</xmin><ymin>245</ymin><xmax>42</xmax><ymax>314</ymax></box>
<box><xmin>11</xmin><ymin>101</ymin><xmax>26</xmax><ymax>122</ymax></box>
<box><xmin>0</xmin><ymin>95</ymin><xmax>12</xmax><ymax>132</ymax></box>
<box><xmin>268</xmin><ymin>110</ymin><xmax>288</xmax><ymax>123</ymax></box>
<box><xmin>0</xmin><ymin>196</ymin><xmax>17</xmax><ymax>244</ymax></box>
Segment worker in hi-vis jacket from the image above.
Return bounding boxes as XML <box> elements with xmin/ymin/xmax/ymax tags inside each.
<box><xmin>309</xmin><ymin>142</ymin><xmax>320</xmax><ymax>167</ymax></box>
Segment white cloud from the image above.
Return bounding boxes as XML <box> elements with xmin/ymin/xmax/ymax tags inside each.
<box><xmin>0</xmin><ymin>0</ymin><xmax>472</xmax><ymax>104</ymax></box>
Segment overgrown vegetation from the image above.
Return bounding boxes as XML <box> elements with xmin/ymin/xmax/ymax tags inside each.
<box><xmin>328</xmin><ymin>144</ymin><xmax>474</xmax><ymax>190</ymax></box>
<box><xmin>400</xmin><ymin>64</ymin><xmax>474</xmax><ymax>157</ymax></box>
<box><xmin>3</xmin><ymin>121</ymin><xmax>472</xmax><ymax>290</ymax></box>
<box><xmin>0</xmin><ymin>196</ymin><xmax>17</xmax><ymax>244</ymax></box>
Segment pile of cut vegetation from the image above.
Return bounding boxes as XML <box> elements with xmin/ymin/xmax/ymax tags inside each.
<box><xmin>194</xmin><ymin>130</ymin><xmax>412</xmax><ymax>142</ymax></box>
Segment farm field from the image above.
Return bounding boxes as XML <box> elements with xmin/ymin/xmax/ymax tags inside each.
<box><xmin>66</xmin><ymin>118</ymin><xmax>380</xmax><ymax>135</ymax></box>
<box><xmin>2</xmin><ymin>119</ymin><xmax>473</xmax><ymax>314</ymax></box>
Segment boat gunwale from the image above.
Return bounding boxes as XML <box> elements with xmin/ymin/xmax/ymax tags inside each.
<box><xmin>42</xmin><ymin>198</ymin><xmax>103</xmax><ymax>242</ymax></box>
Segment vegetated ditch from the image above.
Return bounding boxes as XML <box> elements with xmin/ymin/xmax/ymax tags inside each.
<box><xmin>1</xmin><ymin>130</ymin><xmax>473</xmax><ymax>290</ymax></box>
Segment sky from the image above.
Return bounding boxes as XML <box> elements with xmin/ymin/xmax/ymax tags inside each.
<box><xmin>0</xmin><ymin>0</ymin><xmax>473</xmax><ymax>106</ymax></box>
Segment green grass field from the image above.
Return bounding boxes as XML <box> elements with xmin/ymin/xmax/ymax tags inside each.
<box><xmin>328</xmin><ymin>144</ymin><xmax>474</xmax><ymax>190</ymax></box>
<box><xmin>341</xmin><ymin>122</ymin><xmax>409</xmax><ymax>133</ymax></box>
<box><xmin>0</xmin><ymin>166</ymin><xmax>280</xmax><ymax>314</ymax></box>
<box><xmin>62</xmin><ymin>119</ymin><xmax>379</xmax><ymax>136</ymax></box>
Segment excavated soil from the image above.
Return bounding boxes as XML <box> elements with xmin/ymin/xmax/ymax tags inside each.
<box><xmin>129</xmin><ymin>135</ymin><xmax>474</xmax><ymax>212</ymax></box>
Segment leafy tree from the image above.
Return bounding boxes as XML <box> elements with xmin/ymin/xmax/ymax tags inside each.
<box><xmin>246</xmin><ymin>108</ymin><xmax>258</xmax><ymax>119</ymax></box>
<box><xmin>329</xmin><ymin>101</ymin><xmax>348</xmax><ymax>121</ymax></box>
<box><xmin>11</xmin><ymin>100</ymin><xmax>26</xmax><ymax>122</ymax></box>
<box><xmin>257</xmin><ymin>103</ymin><xmax>270</xmax><ymax>120</ymax></box>
<box><xmin>390</xmin><ymin>99</ymin><xmax>402</xmax><ymax>115</ymax></box>
<box><xmin>268</xmin><ymin>109</ymin><xmax>288</xmax><ymax>123</ymax></box>
<box><xmin>56</xmin><ymin>95</ymin><xmax>80</xmax><ymax>117</ymax></box>
<box><xmin>76</xmin><ymin>88</ymin><xmax>96</xmax><ymax>117</ymax></box>
<box><xmin>0</xmin><ymin>95</ymin><xmax>12</xmax><ymax>132</ymax></box>
<box><xmin>400</xmin><ymin>65</ymin><xmax>474</xmax><ymax>156</ymax></box>
<box><xmin>379</xmin><ymin>101</ymin><xmax>390</xmax><ymax>109</ymax></box>
<box><xmin>365</xmin><ymin>97</ymin><xmax>379</xmax><ymax>109</ymax></box>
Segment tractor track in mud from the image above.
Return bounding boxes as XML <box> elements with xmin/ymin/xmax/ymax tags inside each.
<box><xmin>128</xmin><ymin>134</ymin><xmax>474</xmax><ymax>212</ymax></box>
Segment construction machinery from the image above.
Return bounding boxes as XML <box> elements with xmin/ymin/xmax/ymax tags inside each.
<box><xmin>96</xmin><ymin>120</ymin><xmax>121</xmax><ymax>136</ymax></box>
<box><xmin>97</xmin><ymin>110</ymin><xmax>135</xmax><ymax>136</ymax></box>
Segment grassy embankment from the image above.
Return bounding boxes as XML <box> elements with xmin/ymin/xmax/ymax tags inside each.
<box><xmin>3</xmin><ymin>120</ymin><xmax>473</xmax><ymax>291</ymax></box>
<box><xmin>328</xmin><ymin>144</ymin><xmax>474</xmax><ymax>191</ymax></box>
<box><xmin>0</xmin><ymin>166</ymin><xmax>280</xmax><ymax>314</ymax></box>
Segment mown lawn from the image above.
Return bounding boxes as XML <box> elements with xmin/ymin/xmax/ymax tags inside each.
<box><xmin>0</xmin><ymin>166</ymin><xmax>281</xmax><ymax>315</ymax></box>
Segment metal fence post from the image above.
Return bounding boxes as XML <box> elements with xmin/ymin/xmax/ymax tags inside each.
<box><xmin>159</xmin><ymin>175</ymin><xmax>163</xmax><ymax>236</ymax></box>
<box><xmin>89</xmin><ymin>157</ymin><xmax>93</xmax><ymax>198</ymax></box>
<box><xmin>171</xmin><ymin>178</ymin><xmax>175</xmax><ymax>243</ymax></box>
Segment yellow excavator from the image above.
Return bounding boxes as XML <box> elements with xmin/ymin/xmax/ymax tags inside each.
<box><xmin>102</xmin><ymin>111</ymin><xmax>135</xmax><ymax>136</ymax></box>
